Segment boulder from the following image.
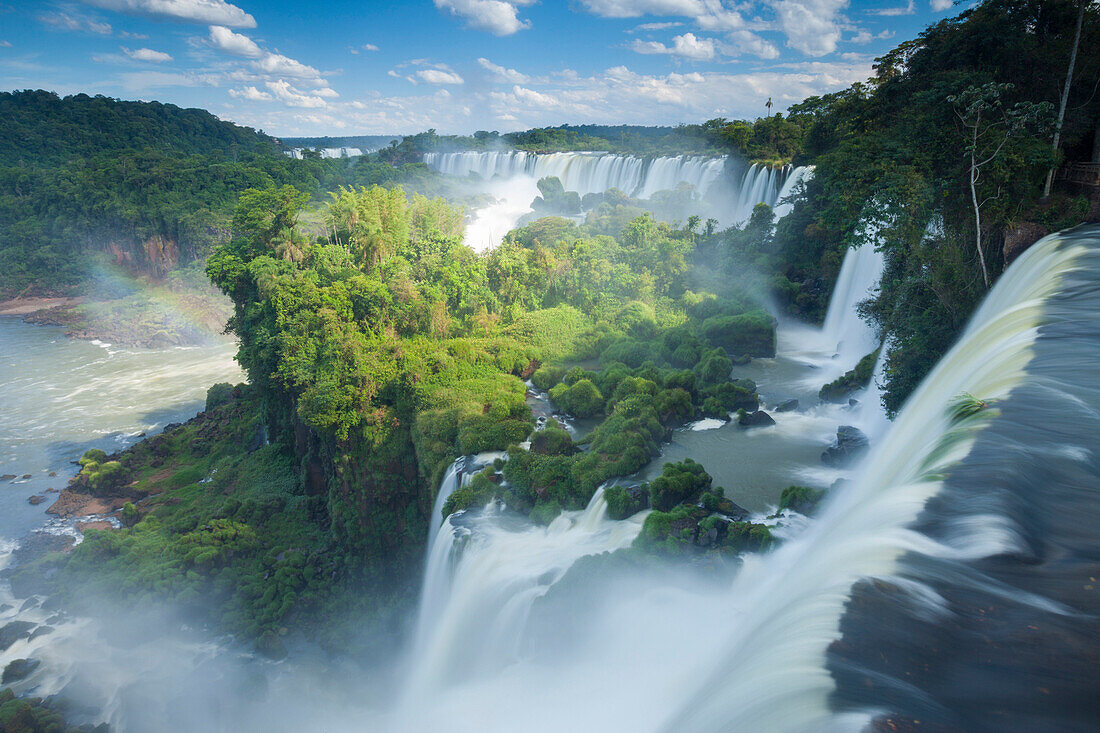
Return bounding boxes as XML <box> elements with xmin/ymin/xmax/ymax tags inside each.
<box><xmin>29</xmin><ymin>626</ymin><xmax>54</xmax><ymax>641</ymax></box>
<box><xmin>1</xmin><ymin>475</ymin><xmax>15</xmax><ymax>481</ymax></box>
<box><xmin>738</xmin><ymin>410</ymin><xmax>776</xmax><ymax>427</ymax></box>
<box><xmin>2</xmin><ymin>658</ymin><xmax>40</xmax><ymax>684</ymax></box>
<box><xmin>775</xmin><ymin>399</ymin><xmax>799</xmax><ymax>412</ymax></box>
<box><xmin>711</xmin><ymin>497</ymin><xmax>750</xmax><ymax>522</ymax></box>
<box><xmin>27</xmin><ymin>495</ymin><xmax>45</xmax><ymax>505</ymax></box>
<box><xmin>0</xmin><ymin>621</ymin><xmax>35</xmax><ymax>651</ymax></box>
<box><xmin>821</xmin><ymin>425</ymin><xmax>870</xmax><ymax>466</ymax></box>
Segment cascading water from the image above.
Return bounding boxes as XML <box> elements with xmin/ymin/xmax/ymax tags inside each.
<box><xmin>423</xmin><ymin>151</ymin><xmax>807</xmax><ymax>250</ymax></box>
<box><xmin>391</xmin><ymin>227</ymin><xmax>1099</xmax><ymax>732</ymax></box>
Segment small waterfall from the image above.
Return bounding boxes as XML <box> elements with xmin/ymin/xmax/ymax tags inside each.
<box><xmin>816</xmin><ymin>241</ymin><xmax>885</xmax><ymax>364</ymax></box>
<box><xmin>403</xmin><ymin>488</ymin><xmax>644</xmax><ymax>701</ymax></box>
<box><xmin>772</xmin><ymin>165</ymin><xmax>814</xmax><ymax>219</ymax></box>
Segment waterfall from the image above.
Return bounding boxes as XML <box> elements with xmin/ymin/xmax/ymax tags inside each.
<box><xmin>404</xmin><ymin>488</ymin><xmax>645</xmax><ymax>701</ymax></box>
<box><xmin>391</xmin><ymin>227</ymin><xmax>1099</xmax><ymax>731</ymax></box>
<box><xmin>772</xmin><ymin>165</ymin><xmax>814</xmax><ymax>219</ymax></box>
<box><xmin>423</xmin><ymin>151</ymin><xmax>808</xmax><ymax>249</ymax></box>
<box><xmin>816</xmin><ymin>241</ymin><xmax>885</xmax><ymax>364</ymax></box>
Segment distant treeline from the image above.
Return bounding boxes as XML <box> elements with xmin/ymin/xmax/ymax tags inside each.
<box><xmin>377</xmin><ymin>118</ymin><xmax>807</xmax><ymax>166</ymax></box>
<box><xmin>279</xmin><ymin>135</ymin><xmax>402</xmax><ymax>150</ymax></box>
<box><xmin>0</xmin><ymin>91</ymin><xmax>463</xmax><ymax>298</ymax></box>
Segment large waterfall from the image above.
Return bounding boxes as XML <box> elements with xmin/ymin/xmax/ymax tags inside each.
<box><xmin>423</xmin><ymin>151</ymin><xmax>807</xmax><ymax>250</ymax></box>
<box><xmin>391</xmin><ymin>227</ymin><xmax>1100</xmax><ymax>731</ymax></box>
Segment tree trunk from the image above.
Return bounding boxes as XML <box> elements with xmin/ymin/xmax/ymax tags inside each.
<box><xmin>1043</xmin><ymin>0</ymin><xmax>1088</xmax><ymax>198</ymax></box>
<box><xmin>970</xmin><ymin>137</ymin><xmax>990</xmax><ymax>289</ymax></box>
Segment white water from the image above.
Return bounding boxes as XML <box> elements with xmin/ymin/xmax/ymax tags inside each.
<box><xmin>390</xmin><ymin>232</ymin><xmax>1086</xmax><ymax>731</ymax></box>
<box><xmin>424</xmin><ymin>151</ymin><xmax>807</xmax><ymax>250</ymax></box>
<box><xmin>287</xmin><ymin>147</ymin><xmax>364</xmax><ymax>159</ymax></box>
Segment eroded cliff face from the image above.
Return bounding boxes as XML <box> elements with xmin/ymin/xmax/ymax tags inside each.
<box><xmin>100</xmin><ymin>226</ymin><xmax>229</xmax><ymax>280</ymax></box>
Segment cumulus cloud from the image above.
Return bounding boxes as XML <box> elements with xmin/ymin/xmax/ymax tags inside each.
<box><xmin>931</xmin><ymin>0</ymin><xmax>952</xmax><ymax>9</ymax></box>
<box><xmin>265</xmin><ymin>79</ymin><xmax>327</xmax><ymax>108</ymax></box>
<box><xmin>478</xmin><ymin>57</ymin><xmax>529</xmax><ymax>83</ymax></box>
<box><xmin>253</xmin><ymin>53</ymin><xmax>324</xmax><ymax>82</ymax></box>
<box><xmin>723</xmin><ymin>29</ymin><xmax>780</xmax><ymax>59</ymax></box>
<box><xmin>39</xmin><ymin>11</ymin><xmax>113</xmax><ymax>35</ymax></box>
<box><xmin>208</xmin><ymin>25</ymin><xmax>262</xmax><ymax>57</ymax></box>
<box><xmin>228</xmin><ymin>85</ymin><xmax>272</xmax><ymax>101</ymax></box>
<box><xmin>79</xmin><ymin>0</ymin><xmax>256</xmax><ymax>27</ymax></box>
<box><xmin>362</xmin><ymin>43</ymin><xmax>380</xmax><ymax>51</ymax></box>
<box><xmin>631</xmin><ymin>32</ymin><xmax>716</xmax><ymax>60</ymax></box>
<box><xmin>433</xmin><ymin>0</ymin><xmax>535</xmax><ymax>35</ymax></box>
<box><xmin>770</xmin><ymin>0</ymin><xmax>848</xmax><ymax>57</ymax></box>
<box><xmin>417</xmin><ymin>68</ymin><xmax>465</xmax><ymax>85</ymax></box>
<box><xmin>512</xmin><ymin>85</ymin><xmax>557</xmax><ymax>107</ymax></box>
<box><xmin>123</xmin><ymin>47</ymin><xmax>173</xmax><ymax>62</ymax></box>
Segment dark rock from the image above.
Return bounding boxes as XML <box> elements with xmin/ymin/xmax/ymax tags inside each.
<box><xmin>711</xmin><ymin>497</ymin><xmax>750</xmax><ymax>521</ymax></box>
<box><xmin>161</xmin><ymin>422</ymin><xmax>182</xmax><ymax>433</ymax></box>
<box><xmin>0</xmin><ymin>621</ymin><xmax>35</xmax><ymax>651</ymax></box>
<box><xmin>0</xmin><ymin>604</ymin><xmax>10</xmax><ymax>613</ymax></box>
<box><xmin>849</xmin><ymin>398</ymin><xmax>860</xmax><ymax>406</ymax></box>
<box><xmin>776</xmin><ymin>399</ymin><xmax>799</xmax><ymax>412</ymax></box>
<box><xmin>19</xmin><ymin>597</ymin><xmax>38</xmax><ymax>612</ymax></box>
<box><xmin>2</xmin><ymin>658</ymin><xmax>40</xmax><ymax>683</ymax></box>
<box><xmin>29</xmin><ymin>626</ymin><xmax>54</xmax><ymax>641</ymax></box>
<box><xmin>1003</xmin><ymin>221</ymin><xmax>1047</xmax><ymax>265</ymax></box>
<box><xmin>27</xmin><ymin>495</ymin><xmax>45</xmax><ymax>505</ymax></box>
<box><xmin>738</xmin><ymin>410</ymin><xmax>776</xmax><ymax>427</ymax></box>
<box><xmin>821</xmin><ymin>425</ymin><xmax>870</xmax><ymax>466</ymax></box>
<box><xmin>48</xmin><ymin>471</ymin><xmax>56</xmax><ymax>477</ymax></box>
<box><xmin>1</xmin><ymin>474</ymin><xmax>15</xmax><ymax>481</ymax></box>
<box><xmin>731</xmin><ymin>354</ymin><xmax>752</xmax><ymax>366</ymax></box>
<box><xmin>20</xmin><ymin>474</ymin><xmax>31</xmax><ymax>479</ymax></box>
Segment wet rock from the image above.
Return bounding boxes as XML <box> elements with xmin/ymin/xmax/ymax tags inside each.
<box><xmin>849</xmin><ymin>398</ymin><xmax>860</xmax><ymax>406</ymax></box>
<box><xmin>776</xmin><ymin>399</ymin><xmax>799</xmax><ymax>412</ymax></box>
<box><xmin>48</xmin><ymin>471</ymin><xmax>56</xmax><ymax>477</ymax></box>
<box><xmin>18</xmin><ymin>598</ymin><xmax>38</xmax><ymax>612</ymax></box>
<box><xmin>0</xmin><ymin>621</ymin><xmax>35</xmax><ymax>651</ymax></box>
<box><xmin>710</xmin><ymin>497</ymin><xmax>750</xmax><ymax>521</ymax></box>
<box><xmin>27</xmin><ymin>495</ymin><xmax>46</xmax><ymax>505</ymax></box>
<box><xmin>1</xmin><ymin>475</ymin><xmax>15</xmax><ymax>481</ymax></box>
<box><xmin>0</xmin><ymin>604</ymin><xmax>11</xmax><ymax>613</ymax></box>
<box><xmin>738</xmin><ymin>410</ymin><xmax>776</xmax><ymax>427</ymax></box>
<box><xmin>20</xmin><ymin>474</ymin><xmax>31</xmax><ymax>480</ymax></box>
<box><xmin>1003</xmin><ymin>221</ymin><xmax>1048</xmax><ymax>265</ymax></box>
<box><xmin>2</xmin><ymin>658</ymin><xmax>40</xmax><ymax>683</ymax></box>
<box><xmin>821</xmin><ymin>425</ymin><xmax>870</xmax><ymax>467</ymax></box>
<box><xmin>29</xmin><ymin>626</ymin><xmax>54</xmax><ymax>641</ymax></box>
<box><xmin>731</xmin><ymin>354</ymin><xmax>752</xmax><ymax>366</ymax></box>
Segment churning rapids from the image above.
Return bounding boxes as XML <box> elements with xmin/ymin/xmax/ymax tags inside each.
<box><xmin>1</xmin><ymin>225</ymin><xmax>1098</xmax><ymax>732</ymax></box>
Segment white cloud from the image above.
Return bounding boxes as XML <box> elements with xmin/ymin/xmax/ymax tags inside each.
<box><xmin>512</xmin><ymin>85</ymin><xmax>557</xmax><ymax>107</ymax></box>
<box><xmin>0</xmin><ymin>41</ymin><xmax>11</xmax><ymax>48</ymax></box>
<box><xmin>362</xmin><ymin>43</ymin><xmax>380</xmax><ymax>51</ymax></box>
<box><xmin>208</xmin><ymin>25</ymin><xmax>262</xmax><ymax>57</ymax></box>
<box><xmin>80</xmin><ymin>0</ymin><xmax>256</xmax><ymax>28</ymax></box>
<box><xmin>723</xmin><ymin>29</ymin><xmax>780</xmax><ymax>59</ymax></box>
<box><xmin>930</xmin><ymin>0</ymin><xmax>952</xmax><ymax>10</ymax></box>
<box><xmin>253</xmin><ymin>53</ymin><xmax>324</xmax><ymax>82</ymax></box>
<box><xmin>770</xmin><ymin>0</ymin><xmax>848</xmax><ymax>57</ymax></box>
<box><xmin>265</xmin><ymin>79</ymin><xmax>327</xmax><ymax>108</ymax></box>
<box><xmin>123</xmin><ymin>47</ymin><xmax>173</xmax><ymax>62</ymax></box>
<box><xmin>580</xmin><ymin>0</ymin><xmax>705</xmax><ymax>18</ymax></box>
<box><xmin>39</xmin><ymin>11</ymin><xmax>113</xmax><ymax>35</ymax></box>
<box><xmin>870</xmin><ymin>0</ymin><xmax>914</xmax><ymax>16</ymax></box>
<box><xmin>849</xmin><ymin>29</ymin><xmax>872</xmax><ymax>43</ymax></box>
<box><xmin>478</xmin><ymin>57</ymin><xmax>529</xmax><ymax>83</ymax></box>
<box><xmin>632</xmin><ymin>32</ymin><xmax>716</xmax><ymax>60</ymax></box>
<box><xmin>312</xmin><ymin>87</ymin><xmax>339</xmax><ymax>98</ymax></box>
<box><xmin>631</xmin><ymin>21</ymin><xmax>684</xmax><ymax>31</ymax></box>
<box><xmin>229</xmin><ymin>85</ymin><xmax>272</xmax><ymax>101</ymax></box>
<box><xmin>433</xmin><ymin>0</ymin><xmax>535</xmax><ymax>35</ymax></box>
<box><xmin>417</xmin><ymin>68</ymin><xmax>465</xmax><ymax>85</ymax></box>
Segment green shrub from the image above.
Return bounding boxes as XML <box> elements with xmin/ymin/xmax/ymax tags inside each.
<box><xmin>531</xmin><ymin>364</ymin><xmax>566</xmax><ymax>391</ymax></box>
<box><xmin>530</xmin><ymin>426</ymin><xmax>574</xmax><ymax>456</ymax></box>
<box><xmin>205</xmin><ymin>382</ymin><xmax>235</xmax><ymax>412</ymax></box>
<box><xmin>647</xmin><ymin>458</ymin><xmax>712</xmax><ymax>511</ymax></box>
<box><xmin>548</xmin><ymin>379</ymin><xmax>604</xmax><ymax>418</ymax></box>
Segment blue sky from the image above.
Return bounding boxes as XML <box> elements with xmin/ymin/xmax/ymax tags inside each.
<box><xmin>1</xmin><ymin>0</ymin><xmax>959</xmax><ymax>136</ymax></box>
